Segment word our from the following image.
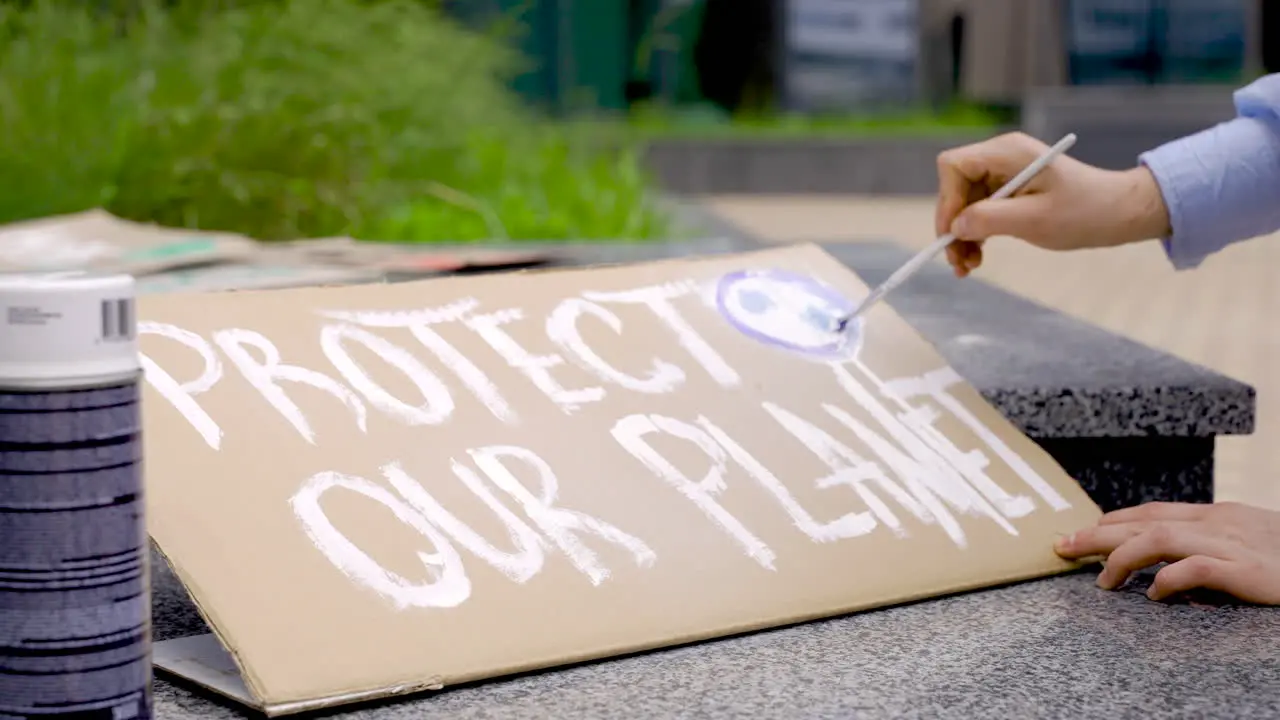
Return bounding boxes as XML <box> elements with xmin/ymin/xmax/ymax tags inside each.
<box><xmin>139</xmin><ymin>279</ymin><xmax>1073</xmax><ymax>610</ymax></box>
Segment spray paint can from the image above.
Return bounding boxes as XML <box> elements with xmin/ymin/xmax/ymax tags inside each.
<box><xmin>0</xmin><ymin>273</ymin><xmax>151</xmax><ymax>719</ymax></box>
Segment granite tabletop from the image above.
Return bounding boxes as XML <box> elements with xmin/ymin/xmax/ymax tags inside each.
<box><xmin>153</xmin><ymin>551</ymin><xmax>1280</xmax><ymax>720</ymax></box>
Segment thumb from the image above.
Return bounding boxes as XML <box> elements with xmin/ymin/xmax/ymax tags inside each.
<box><xmin>951</xmin><ymin>195</ymin><xmax>1053</xmax><ymax>245</ymax></box>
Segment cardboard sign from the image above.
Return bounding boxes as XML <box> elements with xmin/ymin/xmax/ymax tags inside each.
<box><xmin>0</xmin><ymin>210</ymin><xmax>258</xmax><ymax>275</ymax></box>
<box><xmin>141</xmin><ymin>244</ymin><xmax>1101</xmax><ymax>715</ymax></box>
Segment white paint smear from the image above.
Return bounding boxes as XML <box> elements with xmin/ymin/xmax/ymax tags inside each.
<box><xmin>882</xmin><ymin>367</ymin><xmax>1072</xmax><ymax>512</ymax></box>
<box><xmin>468</xmin><ymin>445</ymin><xmax>657</xmax><ymax>585</ymax></box>
<box><xmin>322</xmin><ymin>300</ymin><xmax>516</xmax><ymax>425</ymax></box>
<box><xmin>213</xmin><ymin>328</ymin><xmax>368</xmax><ymax>444</ymax></box>
<box><xmin>320</xmin><ymin>323</ymin><xmax>454</xmax><ymax>426</ymax></box>
<box><xmin>763</xmin><ymin>402</ymin><xmax>922</xmax><ymax>538</ymax></box>
<box><xmin>831</xmin><ymin>362</ymin><xmax>1028</xmax><ymax>536</ymax></box>
<box><xmin>546</xmin><ymin>297</ymin><xmax>685</xmax><ymax>394</ymax></box>
<box><xmin>611</xmin><ymin>414</ymin><xmax>777</xmax><ymax>570</ymax></box>
<box><xmin>585</xmin><ymin>282</ymin><xmax>741</xmax><ymax>388</ymax></box>
<box><xmin>464</xmin><ymin>308</ymin><xmax>604</xmax><ymax>412</ymax></box>
<box><xmin>381</xmin><ymin>461</ymin><xmax>546</xmax><ymax>583</ymax></box>
<box><xmin>291</xmin><ymin>471</ymin><xmax>471</xmax><ymax>610</ymax></box>
<box><xmin>324</xmin><ymin>299</ymin><xmax>480</xmax><ymax>327</ymax></box>
<box><xmin>695</xmin><ymin>416</ymin><xmax>877</xmax><ymax>543</ymax></box>
<box><xmin>138</xmin><ymin>322</ymin><xmax>224</xmax><ymax>450</ymax></box>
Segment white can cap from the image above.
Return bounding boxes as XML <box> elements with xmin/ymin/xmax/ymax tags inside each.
<box><xmin>0</xmin><ymin>272</ymin><xmax>141</xmax><ymax>389</ymax></box>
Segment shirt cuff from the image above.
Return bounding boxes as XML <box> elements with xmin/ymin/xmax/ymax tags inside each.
<box><xmin>1138</xmin><ymin>114</ymin><xmax>1280</xmax><ymax>271</ymax></box>
<box><xmin>1138</xmin><ymin>139</ymin><xmax>1205</xmax><ymax>271</ymax></box>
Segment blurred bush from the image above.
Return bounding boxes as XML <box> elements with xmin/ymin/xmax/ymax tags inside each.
<box><xmin>0</xmin><ymin>0</ymin><xmax>671</xmax><ymax>241</ymax></box>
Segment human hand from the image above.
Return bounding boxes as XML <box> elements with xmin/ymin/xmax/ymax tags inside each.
<box><xmin>1054</xmin><ymin>501</ymin><xmax>1280</xmax><ymax>604</ymax></box>
<box><xmin>934</xmin><ymin>132</ymin><xmax>1173</xmax><ymax>277</ymax></box>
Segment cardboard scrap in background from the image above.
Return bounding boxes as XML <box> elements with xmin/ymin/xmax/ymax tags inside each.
<box><xmin>0</xmin><ymin>211</ymin><xmax>554</xmax><ymax>294</ymax></box>
<box><xmin>133</xmin><ymin>261</ymin><xmax>384</xmax><ymax>295</ymax></box>
<box><xmin>141</xmin><ymin>243</ymin><xmax>1101</xmax><ymax>715</ymax></box>
<box><xmin>274</xmin><ymin>236</ymin><xmax>551</xmax><ymax>274</ymax></box>
<box><xmin>0</xmin><ymin>209</ymin><xmax>257</xmax><ymax>276</ymax></box>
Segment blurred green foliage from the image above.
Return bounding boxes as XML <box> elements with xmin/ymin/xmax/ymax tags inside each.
<box><xmin>0</xmin><ymin>0</ymin><xmax>673</xmax><ymax>241</ymax></box>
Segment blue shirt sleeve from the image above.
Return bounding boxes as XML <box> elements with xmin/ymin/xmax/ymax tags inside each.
<box><xmin>1138</xmin><ymin>73</ymin><xmax>1280</xmax><ymax>270</ymax></box>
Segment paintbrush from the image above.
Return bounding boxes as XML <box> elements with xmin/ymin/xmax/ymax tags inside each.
<box><xmin>830</xmin><ymin>133</ymin><xmax>1079</xmax><ymax>333</ymax></box>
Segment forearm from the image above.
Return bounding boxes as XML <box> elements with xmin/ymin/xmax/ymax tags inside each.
<box><xmin>1138</xmin><ymin>74</ymin><xmax>1280</xmax><ymax>270</ymax></box>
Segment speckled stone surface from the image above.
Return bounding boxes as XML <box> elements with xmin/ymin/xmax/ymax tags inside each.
<box><xmin>152</xmin><ymin>547</ymin><xmax>1280</xmax><ymax>720</ymax></box>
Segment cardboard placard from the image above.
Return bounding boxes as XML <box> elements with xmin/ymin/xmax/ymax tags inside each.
<box><xmin>141</xmin><ymin>244</ymin><xmax>1101</xmax><ymax>715</ymax></box>
<box><xmin>0</xmin><ymin>210</ymin><xmax>258</xmax><ymax>275</ymax></box>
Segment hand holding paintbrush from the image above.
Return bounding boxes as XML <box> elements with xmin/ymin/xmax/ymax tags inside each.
<box><xmin>829</xmin><ymin>133</ymin><xmax>1079</xmax><ymax>333</ymax></box>
<box><xmin>938</xmin><ymin>132</ymin><xmax>1174</xmax><ymax>278</ymax></box>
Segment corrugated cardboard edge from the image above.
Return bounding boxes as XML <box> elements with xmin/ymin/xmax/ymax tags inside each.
<box><xmin>150</xmin><ymin>543</ymin><xmax>273</xmax><ymax>708</ymax></box>
<box><xmin>146</xmin><ymin>243</ymin><xmax>1102</xmax><ymax>713</ymax></box>
<box><xmin>153</xmin><ymin>634</ymin><xmax>444</xmax><ymax>717</ymax></box>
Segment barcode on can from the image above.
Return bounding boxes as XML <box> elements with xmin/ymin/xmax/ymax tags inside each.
<box><xmin>100</xmin><ymin>298</ymin><xmax>135</xmax><ymax>342</ymax></box>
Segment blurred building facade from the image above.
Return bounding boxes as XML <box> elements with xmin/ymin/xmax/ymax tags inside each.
<box><xmin>928</xmin><ymin>0</ymin><xmax>1262</xmax><ymax>106</ymax></box>
<box><xmin>444</xmin><ymin>0</ymin><xmax>1265</xmax><ymax>115</ymax></box>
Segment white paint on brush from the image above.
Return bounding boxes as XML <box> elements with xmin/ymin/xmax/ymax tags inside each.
<box><xmin>467</xmin><ymin>445</ymin><xmax>657</xmax><ymax>585</ymax></box>
<box><xmin>381</xmin><ymin>461</ymin><xmax>545</xmax><ymax>583</ymax></box>
<box><xmin>320</xmin><ymin>323</ymin><xmax>453</xmax><ymax>426</ymax></box>
<box><xmin>213</xmin><ymin>328</ymin><xmax>368</xmax><ymax>444</ymax></box>
<box><xmin>611</xmin><ymin>414</ymin><xmax>777</xmax><ymax>570</ymax></box>
<box><xmin>322</xmin><ymin>300</ymin><xmax>516</xmax><ymax>425</ymax></box>
<box><xmin>546</xmin><ymin>297</ymin><xmax>685</xmax><ymax>394</ymax></box>
<box><xmin>463</xmin><ymin>308</ymin><xmax>605</xmax><ymax>412</ymax></box>
<box><xmin>585</xmin><ymin>282</ymin><xmax>741</xmax><ymax>387</ymax></box>
<box><xmin>138</xmin><ymin>322</ymin><xmax>224</xmax><ymax>450</ymax></box>
<box><xmin>291</xmin><ymin>471</ymin><xmax>471</xmax><ymax>609</ymax></box>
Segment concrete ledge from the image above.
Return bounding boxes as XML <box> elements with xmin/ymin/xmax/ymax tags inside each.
<box><xmin>1021</xmin><ymin>84</ymin><xmax>1238</xmax><ymax>170</ymax></box>
<box><xmin>642</xmin><ymin>132</ymin><xmax>1002</xmax><ymax>195</ymax></box>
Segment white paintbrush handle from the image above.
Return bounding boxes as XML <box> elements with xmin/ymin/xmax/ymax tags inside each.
<box><xmin>986</xmin><ymin>133</ymin><xmax>1078</xmax><ymax>201</ymax></box>
<box><xmin>842</xmin><ymin>133</ymin><xmax>1078</xmax><ymax>321</ymax></box>
<box><xmin>846</xmin><ymin>233</ymin><xmax>954</xmax><ymax>318</ymax></box>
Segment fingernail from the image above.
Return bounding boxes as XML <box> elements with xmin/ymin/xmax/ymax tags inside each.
<box><xmin>951</xmin><ymin>215</ymin><xmax>970</xmax><ymax>238</ymax></box>
<box><xmin>1096</xmin><ymin>573</ymin><xmax>1115</xmax><ymax>590</ymax></box>
<box><xmin>1054</xmin><ymin>533</ymin><xmax>1074</xmax><ymax>551</ymax></box>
